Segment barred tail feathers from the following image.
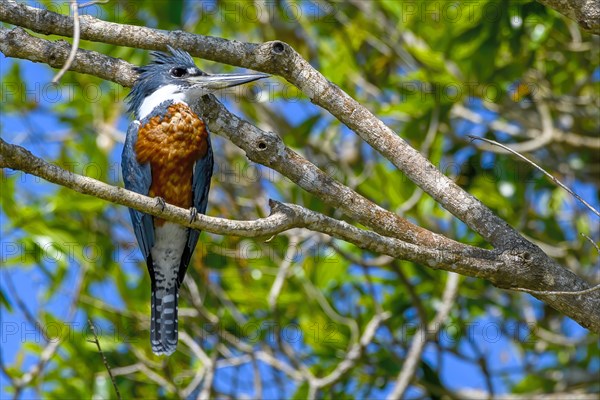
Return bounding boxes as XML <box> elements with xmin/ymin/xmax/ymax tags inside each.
<box><xmin>148</xmin><ymin>222</ymin><xmax>189</xmax><ymax>356</ymax></box>
<box><xmin>150</xmin><ymin>285</ymin><xmax>179</xmax><ymax>356</ymax></box>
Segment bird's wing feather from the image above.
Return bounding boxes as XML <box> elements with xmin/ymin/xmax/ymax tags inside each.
<box><xmin>122</xmin><ymin>120</ymin><xmax>155</xmax><ymax>264</ymax></box>
<box><xmin>178</xmin><ymin>136</ymin><xmax>213</xmax><ymax>284</ymax></box>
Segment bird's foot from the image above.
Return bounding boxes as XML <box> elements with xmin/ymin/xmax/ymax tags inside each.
<box><xmin>155</xmin><ymin>197</ymin><xmax>166</xmax><ymax>211</ymax></box>
<box><xmin>189</xmin><ymin>207</ymin><xmax>198</xmax><ymax>223</ymax></box>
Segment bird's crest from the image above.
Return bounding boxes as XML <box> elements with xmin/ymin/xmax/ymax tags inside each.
<box><xmin>137</xmin><ymin>46</ymin><xmax>196</xmax><ymax>74</ymax></box>
<box><xmin>126</xmin><ymin>46</ymin><xmax>200</xmax><ymax>116</ymax></box>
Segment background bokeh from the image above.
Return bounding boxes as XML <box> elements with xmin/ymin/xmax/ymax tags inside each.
<box><xmin>1</xmin><ymin>0</ymin><xmax>599</xmax><ymax>398</ymax></box>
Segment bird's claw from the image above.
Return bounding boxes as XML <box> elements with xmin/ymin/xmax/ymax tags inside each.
<box><xmin>155</xmin><ymin>197</ymin><xmax>166</xmax><ymax>211</ymax></box>
<box><xmin>189</xmin><ymin>207</ymin><xmax>198</xmax><ymax>223</ymax></box>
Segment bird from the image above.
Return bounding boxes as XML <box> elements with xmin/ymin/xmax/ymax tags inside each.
<box><xmin>122</xmin><ymin>46</ymin><xmax>268</xmax><ymax>356</ymax></box>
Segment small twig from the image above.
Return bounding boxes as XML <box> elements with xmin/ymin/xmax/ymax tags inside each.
<box><xmin>208</xmin><ymin>283</ymin><xmax>247</xmax><ymax>325</ymax></box>
<box><xmin>468</xmin><ymin>135</ymin><xmax>600</xmax><ymax>218</ymax></box>
<box><xmin>13</xmin><ymin>266</ymin><xmax>86</xmax><ymax>393</ymax></box>
<box><xmin>313</xmin><ymin>311</ymin><xmax>391</xmax><ymax>388</ymax></box>
<box><xmin>580</xmin><ymin>233</ymin><xmax>600</xmax><ymax>254</ymax></box>
<box><xmin>180</xmin><ymin>332</ymin><xmax>209</xmax><ymax>398</ymax></box>
<box><xmin>138</xmin><ymin>363</ymin><xmax>176</xmax><ymax>390</ymax></box>
<box><xmin>0</xmin><ymin>360</ymin><xmax>15</xmax><ymax>388</ymax></box>
<box><xmin>387</xmin><ymin>273</ymin><xmax>460</xmax><ymax>400</ymax></box>
<box><xmin>198</xmin><ymin>344</ymin><xmax>219</xmax><ymax>400</ymax></box>
<box><xmin>522</xmin><ymin>297</ymin><xmax>592</xmax><ymax>346</ymax></box>
<box><xmin>466</xmin><ymin>335</ymin><xmax>494</xmax><ymax>399</ymax></box>
<box><xmin>392</xmin><ymin>262</ymin><xmax>428</xmax><ymax>327</ymax></box>
<box><xmin>87</xmin><ymin>319</ymin><xmax>122</xmax><ymax>400</ymax></box>
<box><xmin>51</xmin><ymin>0</ymin><xmax>80</xmax><ymax>83</ymax></box>
<box><xmin>420</xmin><ymin>102</ymin><xmax>440</xmax><ymax>155</ymax></box>
<box><xmin>110</xmin><ymin>363</ymin><xmax>143</xmax><ymax>376</ymax></box>
<box><xmin>179</xmin><ymin>332</ymin><xmax>211</xmax><ymax>366</ymax></box>
<box><xmin>251</xmin><ymin>354</ymin><xmax>263</xmax><ymax>400</ymax></box>
<box><xmin>328</xmin><ymin>239</ymin><xmax>393</xmax><ymax>267</ymax></box>
<box><xmin>79</xmin><ymin>0</ymin><xmax>109</xmax><ymax>8</ymax></box>
<box><xmin>300</xmin><ymin>277</ymin><xmax>359</xmax><ymax>343</ymax></box>
<box><xmin>268</xmin><ymin>235</ymin><xmax>302</xmax><ymax>310</ymax></box>
<box><xmin>505</xmin><ymin>103</ymin><xmax>555</xmax><ymax>153</ymax></box>
<box><xmin>511</xmin><ymin>283</ymin><xmax>600</xmax><ymax>296</ymax></box>
<box><xmin>255</xmin><ymin>351</ymin><xmax>303</xmax><ymax>381</ymax></box>
<box><xmin>264</xmin><ymin>234</ymin><xmax>276</xmax><ymax>242</ymax></box>
<box><xmin>3</xmin><ymin>272</ymin><xmax>43</xmax><ymax>333</ymax></box>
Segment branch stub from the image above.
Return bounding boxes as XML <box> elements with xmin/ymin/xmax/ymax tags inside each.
<box><xmin>271</xmin><ymin>41</ymin><xmax>286</xmax><ymax>54</ymax></box>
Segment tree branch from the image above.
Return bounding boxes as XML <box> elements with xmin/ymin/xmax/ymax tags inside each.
<box><xmin>0</xmin><ymin>24</ymin><xmax>478</xmax><ymax>257</ymax></box>
<box><xmin>537</xmin><ymin>0</ymin><xmax>600</xmax><ymax>35</ymax></box>
<box><xmin>51</xmin><ymin>0</ymin><xmax>80</xmax><ymax>83</ymax></box>
<box><xmin>87</xmin><ymin>318</ymin><xmax>122</xmax><ymax>400</ymax></box>
<box><xmin>387</xmin><ymin>273</ymin><xmax>460</xmax><ymax>400</ymax></box>
<box><xmin>1</xmin><ymin>2</ymin><xmax>599</xmax><ymax>333</ymax></box>
<box><xmin>468</xmin><ymin>135</ymin><xmax>600</xmax><ymax>218</ymax></box>
<box><xmin>0</xmin><ymin>137</ymin><xmax>500</xmax><ymax>279</ymax></box>
<box><xmin>313</xmin><ymin>311</ymin><xmax>392</xmax><ymax>389</ymax></box>
<box><xmin>0</xmin><ymin>0</ymin><xmax>537</xmax><ymax>250</ymax></box>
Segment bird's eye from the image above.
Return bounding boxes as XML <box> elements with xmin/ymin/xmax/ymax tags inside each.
<box><xmin>170</xmin><ymin>67</ymin><xmax>187</xmax><ymax>78</ymax></box>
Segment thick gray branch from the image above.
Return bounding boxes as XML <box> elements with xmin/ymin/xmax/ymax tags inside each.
<box><xmin>0</xmin><ymin>25</ymin><xmax>473</xmax><ymax>255</ymax></box>
<box><xmin>0</xmin><ymin>137</ymin><xmax>498</xmax><ymax>278</ymax></box>
<box><xmin>1</xmin><ymin>4</ymin><xmax>599</xmax><ymax>333</ymax></box>
<box><xmin>0</xmin><ymin>0</ymin><xmax>536</xmax><ymax>250</ymax></box>
<box><xmin>538</xmin><ymin>0</ymin><xmax>600</xmax><ymax>34</ymax></box>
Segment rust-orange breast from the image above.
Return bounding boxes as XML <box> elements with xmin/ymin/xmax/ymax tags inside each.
<box><xmin>135</xmin><ymin>103</ymin><xmax>208</xmax><ymax>223</ymax></box>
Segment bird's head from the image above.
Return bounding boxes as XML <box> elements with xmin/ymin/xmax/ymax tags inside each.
<box><xmin>127</xmin><ymin>46</ymin><xmax>268</xmax><ymax>119</ymax></box>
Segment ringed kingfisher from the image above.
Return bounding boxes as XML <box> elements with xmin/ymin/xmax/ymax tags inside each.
<box><xmin>122</xmin><ymin>46</ymin><xmax>267</xmax><ymax>355</ymax></box>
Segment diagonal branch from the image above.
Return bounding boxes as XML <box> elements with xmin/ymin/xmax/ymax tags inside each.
<box><xmin>0</xmin><ymin>0</ymin><xmax>525</xmax><ymax>250</ymax></box>
<box><xmin>0</xmin><ymin>0</ymin><xmax>533</xmax><ymax>251</ymax></box>
<box><xmin>9</xmin><ymin>263</ymin><xmax>86</xmax><ymax>397</ymax></box>
<box><xmin>1</xmin><ymin>3</ymin><xmax>599</xmax><ymax>333</ymax></box>
<box><xmin>468</xmin><ymin>135</ymin><xmax>600</xmax><ymax>218</ymax></box>
<box><xmin>51</xmin><ymin>0</ymin><xmax>80</xmax><ymax>83</ymax></box>
<box><xmin>0</xmin><ymin>137</ymin><xmax>499</xmax><ymax>279</ymax></box>
<box><xmin>537</xmin><ymin>0</ymin><xmax>600</xmax><ymax>34</ymax></box>
<box><xmin>87</xmin><ymin>318</ymin><xmax>122</xmax><ymax>400</ymax></box>
<box><xmin>0</xmin><ymin>25</ymin><xmax>476</xmax><ymax>256</ymax></box>
<box><xmin>314</xmin><ymin>311</ymin><xmax>392</xmax><ymax>389</ymax></box>
<box><xmin>387</xmin><ymin>273</ymin><xmax>460</xmax><ymax>400</ymax></box>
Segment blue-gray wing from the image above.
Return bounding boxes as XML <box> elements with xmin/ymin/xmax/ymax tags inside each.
<box><xmin>122</xmin><ymin>120</ymin><xmax>155</xmax><ymax>262</ymax></box>
<box><xmin>178</xmin><ymin>136</ymin><xmax>213</xmax><ymax>283</ymax></box>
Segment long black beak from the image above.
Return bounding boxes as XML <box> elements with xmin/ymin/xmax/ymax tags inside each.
<box><xmin>186</xmin><ymin>73</ymin><xmax>269</xmax><ymax>91</ymax></box>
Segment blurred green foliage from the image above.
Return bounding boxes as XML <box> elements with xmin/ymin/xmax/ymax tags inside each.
<box><xmin>1</xmin><ymin>0</ymin><xmax>598</xmax><ymax>399</ymax></box>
